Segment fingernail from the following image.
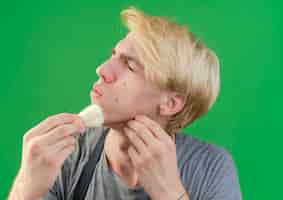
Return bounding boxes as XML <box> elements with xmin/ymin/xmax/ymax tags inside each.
<box><xmin>75</xmin><ymin>117</ymin><xmax>86</xmax><ymax>133</ymax></box>
<box><xmin>80</xmin><ymin>125</ymin><xmax>86</xmax><ymax>133</ymax></box>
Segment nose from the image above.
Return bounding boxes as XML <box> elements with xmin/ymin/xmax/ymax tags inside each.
<box><xmin>96</xmin><ymin>61</ymin><xmax>115</xmax><ymax>84</ymax></box>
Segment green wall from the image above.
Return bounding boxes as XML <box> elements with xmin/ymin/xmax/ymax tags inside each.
<box><xmin>1</xmin><ymin>1</ymin><xmax>282</xmax><ymax>199</ymax></box>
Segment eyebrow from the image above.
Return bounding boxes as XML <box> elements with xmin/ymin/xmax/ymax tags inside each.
<box><xmin>112</xmin><ymin>48</ymin><xmax>144</xmax><ymax>70</ymax></box>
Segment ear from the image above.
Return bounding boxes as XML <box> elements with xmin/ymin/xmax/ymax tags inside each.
<box><xmin>159</xmin><ymin>93</ymin><xmax>185</xmax><ymax>116</ymax></box>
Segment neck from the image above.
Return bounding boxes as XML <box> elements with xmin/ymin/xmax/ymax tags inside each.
<box><xmin>104</xmin><ymin>126</ymin><xmax>139</xmax><ymax>187</ymax></box>
<box><xmin>102</xmin><ymin>115</ymin><xmax>171</xmax><ymax>188</ymax></box>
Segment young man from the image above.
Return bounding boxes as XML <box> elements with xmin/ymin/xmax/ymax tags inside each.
<box><xmin>8</xmin><ymin>7</ymin><xmax>242</xmax><ymax>200</ymax></box>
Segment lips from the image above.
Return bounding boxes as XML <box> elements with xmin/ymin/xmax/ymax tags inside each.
<box><xmin>92</xmin><ymin>85</ymin><xmax>103</xmax><ymax>97</ymax></box>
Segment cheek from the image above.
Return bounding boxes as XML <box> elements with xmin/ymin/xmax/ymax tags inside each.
<box><xmin>114</xmin><ymin>79</ymin><xmax>158</xmax><ymax>106</ymax></box>
<box><xmin>114</xmin><ymin>97</ymin><xmax>119</xmax><ymax>103</ymax></box>
<box><xmin>113</xmin><ymin>81</ymin><xmax>130</xmax><ymax>104</ymax></box>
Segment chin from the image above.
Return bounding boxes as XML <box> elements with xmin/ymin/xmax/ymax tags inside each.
<box><xmin>104</xmin><ymin>121</ymin><xmax>127</xmax><ymax>132</ymax></box>
<box><xmin>104</xmin><ymin>116</ymin><xmax>130</xmax><ymax>127</ymax></box>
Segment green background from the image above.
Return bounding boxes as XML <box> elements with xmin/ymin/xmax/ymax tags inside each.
<box><xmin>1</xmin><ymin>0</ymin><xmax>282</xmax><ymax>199</ymax></box>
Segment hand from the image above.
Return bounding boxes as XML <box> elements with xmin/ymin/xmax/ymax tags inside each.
<box><xmin>13</xmin><ymin>113</ymin><xmax>85</xmax><ymax>200</ymax></box>
<box><xmin>124</xmin><ymin>115</ymin><xmax>187</xmax><ymax>200</ymax></box>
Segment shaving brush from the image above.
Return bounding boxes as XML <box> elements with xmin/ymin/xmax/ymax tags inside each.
<box><xmin>78</xmin><ymin>104</ymin><xmax>104</xmax><ymax>128</ymax></box>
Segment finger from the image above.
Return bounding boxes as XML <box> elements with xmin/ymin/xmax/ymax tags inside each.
<box><xmin>124</xmin><ymin>126</ymin><xmax>148</xmax><ymax>154</ymax></box>
<box><xmin>72</xmin><ymin>117</ymin><xmax>86</xmax><ymax>133</ymax></box>
<box><xmin>127</xmin><ymin>120</ymin><xmax>156</xmax><ymax>146</ymax></box>
<box><xmin>135</xmin><ymin>115</ymin><xmax>172</xmax><ymax>144</ymax></box>
<box><xmin>55</xmin><ymin>144</ymin><xmax>76</xmax><ymax>167</ymax></box>
<box><xmin>37</xmin><ymin>124</ymin><xmax>81</xmax><ymax>147</ymax></box>
<box><xmin>128</xmin><ymin>145</ymin><xmax>140</xmax><ymax>167</ymax></box>
<box><xmin>43</xmin><ymin>136</ymin><xmax>76</xmax><ymax>167</ymax></box>
<box><xmin>47</xmin><ymin>136</ymin><xmax>76</xmax><ymax>155</ymax></box>
<box><xmin>25</xmin><ymin>133</ymin><xmax>75</xmax><ymax>163</ymax></box>
<box><xmin>26</xmin><ymin>113</ymin><xmax>79</xmax><ymax>139</ymax></box>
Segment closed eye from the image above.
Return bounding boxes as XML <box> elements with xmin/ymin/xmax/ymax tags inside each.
<box><xmin>112</xmin><ymin>48</ymin><xmax>135</xmax><ymax>72</ymax></box>
<box><xmin>128</xmin><ymin>65</ymin><xmax>134</xmax><ymax>72</ymax></box>
<box><xmin>123</xmin><ymin>58</ymin><xmax>135</xmax><ymax>72</ymax></box>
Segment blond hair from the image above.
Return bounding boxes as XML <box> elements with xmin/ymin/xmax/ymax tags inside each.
<box><xmin>121</xmin><ymin>7</ymin><xmax>220</xmax><ymax>135</ymax></box>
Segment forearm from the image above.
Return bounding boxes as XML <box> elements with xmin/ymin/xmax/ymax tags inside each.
<box><xmin>150</xmin><ymin>183</ymin><xmax>190</xmax><ymax>200</ymax></box>
<box><xmin>151</xmin><ymin>192</ymin><xmax>189</xmax><ymax>200</ymax></box>
<box><xmin>8</xmin><ymin>174</ymin><xmax>24</xmax><ymax>200</ymax></box>
<box><xmin>176</xmin><ymin>191</ymin><xmax>190</xmax><ymax>200</ymax></box>
<box><xmin>8</xmin><ymin>174</ymin><xmax>43</xmax><ymax>200</ymax></box>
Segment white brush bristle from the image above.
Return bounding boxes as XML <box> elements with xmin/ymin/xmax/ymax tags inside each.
<box><xmin>78</xmin><ymin>104</ymin><xmax>104</xmax><ymax>128</ymax></box>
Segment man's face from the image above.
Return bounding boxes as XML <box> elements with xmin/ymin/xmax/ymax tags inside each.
<box><xmin>90</xmin><ymin>32</ymin><xmax>163</xmax><ymax>126</ymax></box>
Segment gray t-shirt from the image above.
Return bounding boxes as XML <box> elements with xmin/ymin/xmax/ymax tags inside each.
<box><xmin>43</xmin><ymin>127</ymin><xmax>242</xmax><ymax>200</ymax></box>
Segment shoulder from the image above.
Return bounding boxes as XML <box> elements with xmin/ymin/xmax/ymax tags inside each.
<box><xmin>175</xmin><ymin>133</ymin><xmax>242</xmax><ymax>200</ymax></box>
<box><xmin>176</xmin><ymin>133</ymin><xmax>234</xmax><ymax>168</ymax></box>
